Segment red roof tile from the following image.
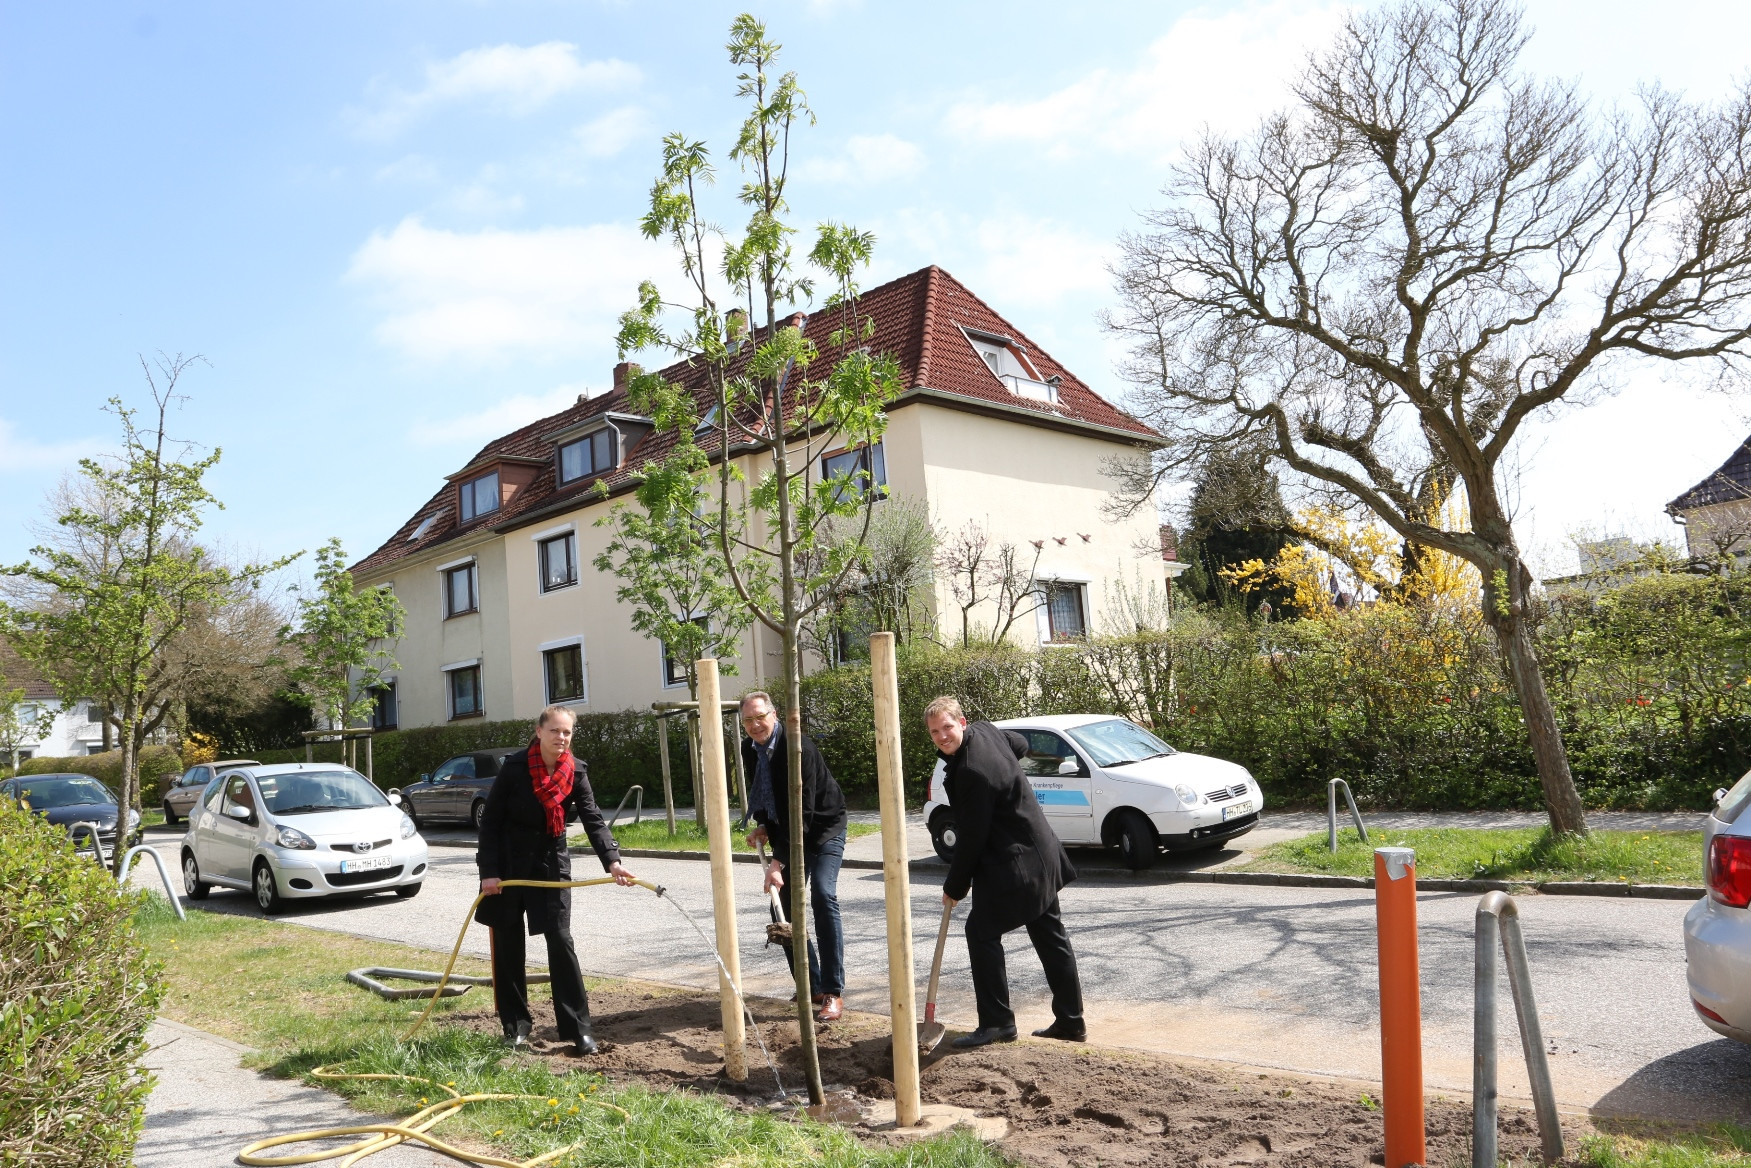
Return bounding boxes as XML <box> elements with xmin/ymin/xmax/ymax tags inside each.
<box><xmin>353</xmin><ymin>266</ymin><xmax>1160</xmax><ymax>578</ymax></box>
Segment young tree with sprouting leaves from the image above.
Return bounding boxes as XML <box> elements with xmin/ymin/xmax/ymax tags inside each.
<box><xmin>283</xmin><ymin>538</ymin><xmax>405</xmax><ymax>734</ymax></box>
<box><xmin>614</xmin><ymin>14</ymin><xmax>904</xmax><ymax>1104</ymax></box>
<box><xmin>1</xmin><ymin>356</ymin><xmax>291</xmax><ymax>874</ymax></box>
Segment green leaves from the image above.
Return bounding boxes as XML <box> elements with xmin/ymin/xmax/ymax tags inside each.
<box><xmin>284</xmin><ymin>538</ymin><xmax>405</xmax><ymax>731</ymax></box>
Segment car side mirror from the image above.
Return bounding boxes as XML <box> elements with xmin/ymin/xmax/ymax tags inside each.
<box><xmin>1716</xmin><ymin>788</ymin><xmax>1729</xmax><ymax>806</ymax></box>
<box><xmin>1058</xmin><ymin>758</ymin><xmax>1081</xmax><ymax>776</ymax></box>
<box><xmin>388</xmin><ymin>791</ymin><xmax>403</xmax><ymax>805</ymax></box>
<box><xmin>223</xmin><ymin>804</ymin><xmax>252</xmax><ymax>822</ymax></box>
<box><xmin>417</xmin><ymin>773</ymin><xmax>431</xmax><ymax>784</ymax></box>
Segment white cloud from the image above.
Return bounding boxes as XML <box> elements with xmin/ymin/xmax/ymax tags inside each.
<box><xmin>947</xmin><ymin>0</ymin><xmax>1347</xmax><ymax>160</ymax></box>
<box><xmin>574</xmin><ymin>106</ymin><xmax>650</xmax><ymax>159</ymax></box>
<box><xmin>881</xmin><ymin>209</ymin><xmax>1110</xmax><ymax>310</ymax></box>
<box><xmin>796</xmin><ymin>134</ymin><xmax>924</xmax><ymax>185</ymax></box>
<box><xmin>0</xmin><ymin>418</ymin><xmax>101</xmax><ymax>474</ymax></box>
<box><xmin>345</xmin><ymin>217</ymin><xmax>668</xmax><ymax>360</ymax></box>
<box><xmin>409</xmin><ymin>384</ymin><xmax>594</xmax><ymax>447</ymax></box>
<box><xmin>355</xmin><ymin>43</ymin><xmax>641</xmax><ymax>137</ymax></box>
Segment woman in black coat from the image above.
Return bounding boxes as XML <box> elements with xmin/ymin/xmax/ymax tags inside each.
<box><xmin>476</xmin><ymin>705</ymin><xmax>635</xmax><ymax>1054</ymax></box>
<box><xmin>928</xmin><ymin>696</ymin><xmax>1084</xmax><ymax>1048</ymax></box>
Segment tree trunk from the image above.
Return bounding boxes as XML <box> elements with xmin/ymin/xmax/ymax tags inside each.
<box><xmin>782</xmin><ymin>623</ymin><xmax>826</xmax><ymax>1104</ymax></box>
<box><xmin>114</xmin><ymin>712</ymin><xmax>138</xmax><ymax>877</ymax></box>
<box><xmin>1481</xmin><ymin>560</ymin><xmax>1589</xmax><ymax>836</ymax></box>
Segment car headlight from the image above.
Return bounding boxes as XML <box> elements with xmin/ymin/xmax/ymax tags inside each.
<box><xmin>400</xmin><ymin>814</ymin><xmax>418</xmax><ymax>840</ymax></box>
<box><xmin>127</xmin><ymin>809</ymin><xmax>140</xmax><ymax>828</ymax></box>
<box><xmin>275</xmin><ymin>824</ymin><xmax>316</xmax><ymax>850</ymax></box>
<box><xmin>1173</xmin><ymin>783</ymin><xmax>1200</xmax><ymax>807</ymax></box>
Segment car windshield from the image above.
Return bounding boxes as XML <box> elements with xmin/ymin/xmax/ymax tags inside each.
<box><xmin>12</xmin><ymin>776</ymin><xmax>115</xmax><ymax>809</ymax></box>
<box><xmin>254</xmin><ymin>770</ymin><xmax>389</xmax><ymax>815</ymax></box>
<box><xmin>1064</xmin><ymin>720</ymin><xmax>1176</xmax><ymax>767</ymax></box>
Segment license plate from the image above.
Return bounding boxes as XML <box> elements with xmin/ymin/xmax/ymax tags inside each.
<box><xmin>1223</xmin><ymin>800</ymin><xmax>1255</xmax><ymax>821</ymax></box>
<box><xmin>340</xmin><ymin>855</ymin><xmax>393</xmax><ymax>874</ymax></box>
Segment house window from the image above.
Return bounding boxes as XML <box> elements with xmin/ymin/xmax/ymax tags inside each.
<box><xmin>1044</xmin><ymin>582</ymin><xmax>1087</xmax><ymax>642</ymax></box>
<box><xmin>964</xmin><ymin>328</ymin><xmax>1056</xmax><ymax>403</ymax></box>
<box><xmin>544</xmin><ymin>644</ymin><xmax>585</xmax><ymax>703</ymax></box>
<box><xmin>459</xmin><ymin>471</ymin><xmax>501</xmax><ymax>522</ymax></box>
<box><xmin>407</xmin><ymin>514</ymin><xmax>438</xmax><ymax>542</ymax></box>
<box><xmin>539</xmin><ymin>534</ymin><xmax>577</xmax><ymax>592</ymax></box>
<box><xmin>447</xmin><ymin>665</ymin><xmax>483</xmax><ymax>719</ymax></box>
<box><xmin>444</xmin><ymin>563</ymin><xmax>479</xmax><ymax>618</ymax></box>
<box><xmin>660</xmin><ymin>615</ymin><xmax>712</xmax><ymax>687</ymax></box>
<box><xmin>558</xmin><ymin>430</ymin><xmax>615</xmax><ymax>484</ymax></box>
<box><xmin>370</xmin><ymin>681</ymin><xmax>397</xmax><ymax>732</ymax></box>
<box><xmin>821</xmin><ymin>441</ymin><xmax>888</xmax><ymax>502</ymax></box>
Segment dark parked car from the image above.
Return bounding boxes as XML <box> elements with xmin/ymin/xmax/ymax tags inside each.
<box><xmin>163</xmin><ymin>759</ymin><xmax>260</xmax><ymax>824</ymax></box>
<box><xmin>396</xmin><ymin>748</ymin><xmax>522</xmax><ymax>831</ymax></box>
<box><xmin>2</xmin><ymin>773</ymin><xmax>142</xmax><ymax>858</ymax></box>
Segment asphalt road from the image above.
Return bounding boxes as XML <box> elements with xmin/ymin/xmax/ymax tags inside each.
<box><xmin>151</xmin><ymin>839</ymin><xmax>1751</xmax><ymax>1124</ymax></box>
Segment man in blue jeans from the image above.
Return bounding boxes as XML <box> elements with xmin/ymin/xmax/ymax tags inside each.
<box><xmin>740</xmin><ymin>691</ymin><xmax>848</xmax><ymax>1022</ymax></box>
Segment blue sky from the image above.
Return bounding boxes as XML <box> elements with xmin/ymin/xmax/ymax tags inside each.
<box><xmin>3</xmin><ymin>0</ymin><xmax>1749</xmax><ymax>580</ymax></box>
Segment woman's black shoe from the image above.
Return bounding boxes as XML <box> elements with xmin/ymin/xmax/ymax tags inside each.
<box><xmin>951</xmin><ymin>1026</ymin><xmax>1018</xmax><ymax>1048</ymax></box>
<box><xmin>1031</xmin><ymin>1019</ymin><xmax>1087</xmax><ymax>1042</ymax></box>
<box><xmin>570</xmin><ymin>1034</ymin><xmax>599</xmax><ymax>1056</ymax></box>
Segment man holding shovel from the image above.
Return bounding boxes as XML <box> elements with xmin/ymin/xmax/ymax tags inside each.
<box><xmin>926</xmin><ymin>695</ymin><xmax>1085</xmax><ymax>1048</ymax></box>
<box><xmin>740</xmin><ymin>691</ymin><xmax>848</xmax><ymax>1023</ymax></box>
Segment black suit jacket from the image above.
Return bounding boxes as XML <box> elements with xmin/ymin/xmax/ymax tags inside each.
<box><xmin>942</xmin><ymin>720</ymin><xmax>1076</xmax><ymax>937</ymax></box>
<box><xmin>740</xmin><ymin>725</ymin><xmax>848</xmax><ymax>860</ymax></box>
<box><xmin>475</xmin><ymin>747</ymin><xmax>620</xmax><ymax>935</ymax></box>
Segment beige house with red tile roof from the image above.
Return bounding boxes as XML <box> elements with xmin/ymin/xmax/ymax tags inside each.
<box><xmin>350</xmin><ymin>266</ymin><xmax>1168</xmax><ymax>730</ymax></box>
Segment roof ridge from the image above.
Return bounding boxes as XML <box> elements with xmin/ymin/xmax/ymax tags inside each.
<box><xmin>916</xmin><ymin>266</ymin><xmax>941</xmax><ymax>388</ymax></box>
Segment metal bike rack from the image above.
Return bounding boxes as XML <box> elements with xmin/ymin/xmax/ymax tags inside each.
<box><xmin>607</xmin><ymin>784</ymin><xmax>644</xmax><ymax>828</ymax></box>
<box><xmin>346</xmin><ymin>966</ymin><xmax>548</xmax><ymax>1001</ymax></box>
<box><xmin>1327</xmin><ymin>779</ymin><xmax>1368</xmax><ymax>852</ymax></box>
<box><xmin>117</xmin><ymin>844</ymin><xmax>186</xmax><ymax>921</ymax></box>
<box><xmin>67</xmin><ymin>820</ymin><xmax>109</xmax><ymax>869</ymax></box>
<box><xmin>1474</xmin><ymin>891</ymin><xmax>1563</xmax><ymax>1167</ymax></box>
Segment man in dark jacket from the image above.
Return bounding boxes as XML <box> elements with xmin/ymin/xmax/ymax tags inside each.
<box><xmin>739</xmin><ymin>691</ymin><xmax>849</xmax><ymax>1022</ymax></box>
<box><xmin>477</xmin><ymin>704</ymin><xmax>636</xmax><ymax>1055</ymax></box>
<box><xmin>927</xmin><ymin>695</ymin><xmax>1085</xmax><ymax>1047</ymax></box>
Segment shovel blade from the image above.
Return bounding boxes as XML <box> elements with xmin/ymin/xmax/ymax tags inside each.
<box><xmin>918</xmin><ymin>1020</ymin><xmax>947</xmax><ymax>1056</ymax></box>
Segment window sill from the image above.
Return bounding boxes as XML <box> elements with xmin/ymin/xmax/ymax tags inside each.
<box><xmin>445</xmin><ymin>609</ymin><xmax>480</xmax><ymax>620</ymax></box>
<box><xmin>448</xmin><ymin>711</ymin><xmax>484</xmax><ymax>721</ymax></box>
<box><xmin>547</xmin><ymin>694</ymin><xmax>588</xmax><ymax>707</ymax></box>
<box><xmin>540</xmin><ymin>581</ymin><xmax>579</xmax><ymax>594</ymax></box>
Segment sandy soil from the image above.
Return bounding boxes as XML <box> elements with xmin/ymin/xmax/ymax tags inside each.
<box><xmin>450</xmin><ymin>981</ymin><xmax>1586</xmax><ymax>1167</ymax></box>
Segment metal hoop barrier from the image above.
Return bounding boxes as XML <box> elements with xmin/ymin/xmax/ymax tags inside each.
<box><xmin>67</xmin><ymin>820</ymin><xmax>109</xmax><ymax>868</ymax></box>
<box><xmin>606</xmin><ymin>784</ymin><xmax>644</xmax><ymax>828</ymax></box>
<box><xmin>117</xmin><ymin>844</ymin><xmax>186</xmax><ymax>921</ymax></box>
<box><xmin>1473</xmin><ymin>891</ymin><xmax>1563</xmax><ymax>1167</ymax></box>
<box><xmin>1327</xmin><ymin>779</ymin><xmax>1368</xmax><ymax>852</ymax></box>
<box><xmin>345</xmin><ymin>967</ymin><xmax>548</xmax><ymax>1001</ymax></box>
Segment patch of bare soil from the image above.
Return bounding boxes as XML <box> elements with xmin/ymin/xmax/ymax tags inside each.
<box><xmin>450</xmin><ymin>983</ymin><xmax>1583</xmax><ymax>1167</ymax></box>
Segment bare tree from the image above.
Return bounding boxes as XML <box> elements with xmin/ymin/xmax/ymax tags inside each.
<box><xmin>936</xmin><ymin>520</ymin><xmax>1045</xmax><ymax>647</ymax></box>
<box><xmin>1107</xmin><ymin>0</ymin><xmax>1751</xmax><ymax>835</ymax></box>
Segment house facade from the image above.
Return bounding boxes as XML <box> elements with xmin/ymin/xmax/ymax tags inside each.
<box><xmin>1668</xmin><ymin>435</ymin><xmax>1751</xmax><ymax>564</ymax></box>
<box><xmin>0</xmin><ymin>642</ymin><xmax>107</xmax><ymax>764</ymax></box>
<box><xmin>351</xmin><ymin>266</ymin><xmax>1168</xmax><ymax>731</ymax></box>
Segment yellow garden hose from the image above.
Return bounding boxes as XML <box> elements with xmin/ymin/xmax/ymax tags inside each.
<box><xmin>237</xmin><ymin>877</ymin><xmax>666</xmax><ymax>1168</ymax></box>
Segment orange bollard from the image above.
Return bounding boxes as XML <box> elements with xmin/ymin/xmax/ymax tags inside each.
<box><xmin>1374</xmin><ymin>847</ymin><xmax>1425</xmax><ymax>1168</ymax></box>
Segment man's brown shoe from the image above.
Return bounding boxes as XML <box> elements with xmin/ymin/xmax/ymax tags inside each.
<box><xmin>816</xmin><ymin>995</ymin><xmax>844</xmax><ymax>1022</ymax></box>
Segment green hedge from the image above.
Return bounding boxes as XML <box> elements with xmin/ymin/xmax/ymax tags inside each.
<box><xmin>19</xmin><ymin>746</ymin><xmax>185</xmax><ymax>807</ymax></box>
<box><xmin>0</xmin><ymin>797</ymin><xmax>164</xmax><ymax>1165</ymax></box>
<box><xmin>250</xmin><ymin>708</ymin><xmax>699</xmax><ymax>811</ymax></box>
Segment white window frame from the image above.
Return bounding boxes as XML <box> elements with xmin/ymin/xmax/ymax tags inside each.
<box><xmin>1035</xmin><ymin>579</ymin><xmax>1090</xmax><ymax>645</ymax></box>
<box><xmin>539</xmin><ymin>636</ymin><xmax>589</xmax><ymax>705</ymax></box>
<box><xmin>443</xmin><ymin>660</ymin><xmax>484</xmax><ymax>720</ymax></box>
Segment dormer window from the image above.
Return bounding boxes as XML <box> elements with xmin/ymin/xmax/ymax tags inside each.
<box><xmin>459</xmin><ymin>472</ymin><xmax>500</xmax><ymax>522</ymax></box>
<box><xmin>558</xmin><ymin>430</ymin><xmax>616</xmax><ymax>484</ymax></box>
<box><xmin>963</xmin><ymin>327</ymin><xmax>1058</xmax><ymax>404</ymax></box>
<box><xmin>407</xmin><ymin>513</ymin><xmax>439</xmax><ymax>542</ymax></box>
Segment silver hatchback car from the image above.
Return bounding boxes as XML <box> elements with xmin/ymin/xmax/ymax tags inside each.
<box><xmin>1684</xmin><ymin>768</ymin><xmax>1751</xmax><ymax>1042</ymax></box>
<box><xmin>179</xmin><ymin>763</ymin><xmax>428</xmax><ymax>914</ymax></box>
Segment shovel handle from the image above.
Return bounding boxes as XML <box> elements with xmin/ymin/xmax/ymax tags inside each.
<box><xmin>925</xmin><ymin>900</ymin><xmax>953</xmax><ymax>1013</ymax></box>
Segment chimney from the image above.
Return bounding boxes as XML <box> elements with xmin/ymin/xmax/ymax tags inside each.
<box><xmin>725</xmin><ymin>308</ymin><xmax>748</xmax><ymax>342</ymax></box>
<box><xmin>612</xmin><ymin>361</ymin><xmax>642</xmax><ymax>395</ymax></box>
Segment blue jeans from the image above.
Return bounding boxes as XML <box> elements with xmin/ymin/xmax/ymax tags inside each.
<box><xmin>776</xmin><ymin>829</ymin><xmax>845</xmax><ymax>997</ymax></box>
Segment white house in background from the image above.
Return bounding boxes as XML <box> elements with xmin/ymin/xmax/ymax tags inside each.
<box><xmin>350</xmin><ymin>266</ymin><xmax>1171</xmax><ymax>732</ymax></box>
<box><xmin>0</xmin><ymin>642</ymin><xmax>107</xmax><ymax>763</ymax></box>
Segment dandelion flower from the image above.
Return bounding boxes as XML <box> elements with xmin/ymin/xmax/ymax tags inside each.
<box><xmin>549</xmin><ymin>1098</ymin><xmax>559</xmax><ymax>1107</ymax></box>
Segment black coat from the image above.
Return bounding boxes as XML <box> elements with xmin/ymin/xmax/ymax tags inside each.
<box><xmin>740</xmin><ymin>725</ymin><xmax>847</xmax><ymax>859</ymax></box>
<box><xmin>942</xmin><ymin>721</ymin><xmax>1076</xmax><ymax>937</ymax></box>
<box><xmin>475</xmin><ymin>747</ymin><xmax>620</xmax><ymax>935</ymax></box>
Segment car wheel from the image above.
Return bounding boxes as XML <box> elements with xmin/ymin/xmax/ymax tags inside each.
<box><xmin>1114</xmin><ymin>810</ymin><xmax>1158</xmax><ymax>872</ymax></box>
<box><xmin>928</xmin><ymin>810</ymin><xmax>957</xmax><ymax>863</ymax></box>
<box><xmin>162</xmin><ymin>799</ymin><xmax>180</xmax><ymax>826</ymax></box>
<box><xmin>395</xmin><ymin>882</ymin><xmax>423</xmax><ymax>899</ymax></box>
<box><xmin>470</xmin><ymin>799</ymin><xmax>487</xmax><ymax>832</ymax></box>
<box><xmin>252</xmin><ymin>860</ymin><xmax>286</xmax><ymax>915</ymax></box>
<box><xmin>182</xmin><ymin>851</ymin><xmax>211</xmax><ymax>900</ymax></box>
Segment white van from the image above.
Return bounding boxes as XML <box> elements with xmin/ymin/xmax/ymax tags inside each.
<box><xmin>922</xmin><ymin>714</ymin><xmax>1263</xmax><ymax>870</ymax></box>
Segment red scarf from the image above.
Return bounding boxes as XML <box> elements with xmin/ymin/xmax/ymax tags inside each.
<box><xmin>527</xmin><ymin>741</ymin><xmax>574</xmax><ymax>838</ymax></box>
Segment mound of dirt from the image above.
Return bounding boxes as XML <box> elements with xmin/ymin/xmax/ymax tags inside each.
<box><xmin>450</xmin><ymin>982</ymin><xmax>1576</xmax><ymax>1167</ymax></box>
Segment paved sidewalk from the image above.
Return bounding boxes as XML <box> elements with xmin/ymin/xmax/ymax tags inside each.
<box><xmin>138</xmin><ymin>1018</ymin><xmax>451</xmax><ymax>1167</ymax></box>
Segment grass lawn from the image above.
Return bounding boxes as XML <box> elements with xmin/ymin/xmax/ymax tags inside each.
<box><xmin>603</xmin><ymin>817</ymin><xmax>879</xmax><ymax>854</ymax></box>
<box><xmin>1578</xmin><ymin>1124</ymin><xmax>1751</xmax><ymax>1167</ymax></box>
<box><xmin>1238</xmin><ymin>827</ymin><xmax>1704</xmax><ymax>885</ymax></box>
<box><xmin>135</xmin><ymin>896</ymin><xmax>999</xmax><ymax>1168</ymax></box>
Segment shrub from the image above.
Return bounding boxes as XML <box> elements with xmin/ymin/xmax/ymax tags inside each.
<box><xmin>0</xmin><ymin>797</ymin><xmax>164</xmax><ymax>1166</ymax></box>
<box><xmin>18</xmin><ymin>745</ymin><xmax>184</xmax><ymax>806</ymax></box>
